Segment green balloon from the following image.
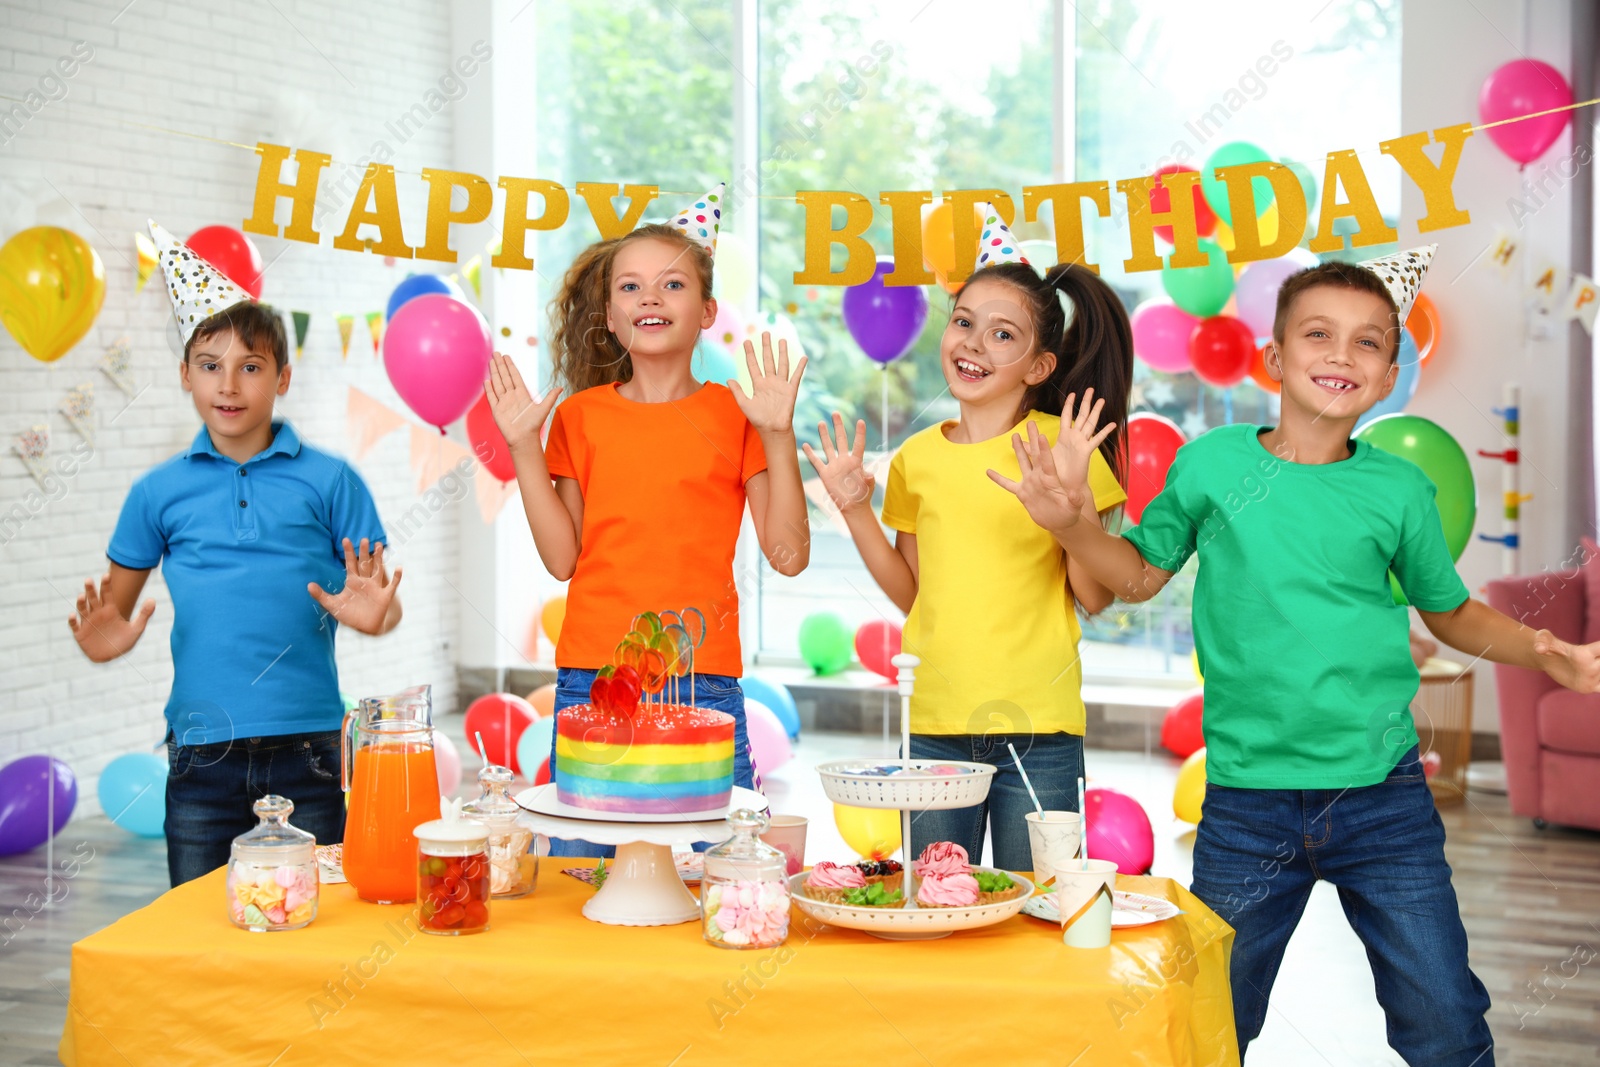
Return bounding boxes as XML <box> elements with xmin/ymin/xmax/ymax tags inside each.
<box><xmin>1160</xmin><ymin>239</ymin><xmax>1234</xmax><ymax>318</ymax></box>
<box><xmin>1354</xmin><ymin>415</ymin><xmax>1477</xmax><ymax>561</ymax></box>
<box><xmin>798</xmin><ymin>612</ymin><xmax>853</xmax><ymax>675</ymax></box>
<box><xmin>1201</xmin><ymin>141</ymin><xmax>1275</xmax><ymax>226</ymax></box>
<box><xmin>341</xmin><ymin>691</ymin><xmax>357</xmax><ymax>713</ymax></box>
<box><xmin>1282</xmin><ymin>158</ymin><xmax>1318</xmax><ymax>215</ymax></box>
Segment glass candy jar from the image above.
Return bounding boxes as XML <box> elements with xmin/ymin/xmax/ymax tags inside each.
<box><xmin>701</xmin><ymin>809</ymin><xmax>791</xmax><ymax>950</ymax></box>
<box><xmin>227</xmin><ymin>795</ymin><xmax>318</xmax><ymax>932</ymax></box>
<box><xmin>415</xmin><ymin>799</ymin><xmax>491</xmax><ymax>935</ymax></box>
<box><xmin>462</xmin><ymin>765</ymin><xmax>537</xmax><ymax>899</ymax></box>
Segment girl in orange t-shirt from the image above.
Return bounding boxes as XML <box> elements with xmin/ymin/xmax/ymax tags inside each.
<box><xmin>486</xmin><ymin>190</ymin><xmax>809</xmax><ymax>855</ymax></box>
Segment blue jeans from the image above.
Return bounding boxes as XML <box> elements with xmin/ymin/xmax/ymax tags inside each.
<box><xmin>547</xmin><ymin>668</ymin><xmax>754</xmax><ymax>859</ymax></box>
<box><xmin>164</xmin><ymin>729</ymin><xmax>346</xmax><ymax>887</ymax></box>
<box><xmin>907</xmin><ymin>732</ymin><xmax>1083</xmax><ymax>872</ymax></box>
<box><xmin>1189</xmin><ymin>746</ymin><xmax>1493</xmax><ymax>1065</ymax></box>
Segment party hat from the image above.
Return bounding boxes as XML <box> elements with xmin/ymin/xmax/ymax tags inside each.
<box><xmin>147</xmin><ymin>219</ymin><xmax>251</xmax><ymax>344</ymax></box>
<box><xmin>666</xmin><ymin>183</ymin><xmax>724</xmax><ymax>255</ymax></box>
<box><xmin>1357</xmin><ymin>244</ymin><xmax>1435</xmax><ymax>323</ymax></box>
<box><xmin>974</xmin><ymin>202</ymin><xmax>1028</xmax><ymax>271</ymax></box>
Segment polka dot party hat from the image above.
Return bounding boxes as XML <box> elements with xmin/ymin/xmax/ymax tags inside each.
<box><xmin>1357</xmin><ymin>244</ymin><xmax>1436</xmax><ymax>323</ymax></box>
<box><xmin>666</xmin><ymin>183</ymin><xmax>725</xmax><ymax>255</ymax></box>
<box><xmin>974</xmin><ymin>202</ymin><xmax>1028</xmax><ymax>272</ymax></box>
<box><xmin>147</xmin><ymin>219</ymin><xmax>252</xmax><ymax>345</ymax></box>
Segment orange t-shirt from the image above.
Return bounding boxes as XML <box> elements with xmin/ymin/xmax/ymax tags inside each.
<box><xmin>543</xmin><ymin>382</ymin><xmax>767</xmax><ymax>676</ymax></box>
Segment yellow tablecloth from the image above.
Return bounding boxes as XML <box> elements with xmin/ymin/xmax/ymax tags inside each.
<box><xmin>61</xmin><ymin>866</ymin><xmax>1238</xmax><ymax>1066</ymax></box>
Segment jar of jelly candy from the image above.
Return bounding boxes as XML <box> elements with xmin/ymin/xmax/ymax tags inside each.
<box><xmin>414</xmin><ymin>799</ymin><xmax>491</xmax><ymax>936</ymax></box>
<box><xmin>227</xmin><ymin>795</ymin><xmax>318</xmax><ymax>932</ymax></box>
<box><xmin>701</xmin><ymin>809</ymin><xmax>790</xmax><ymax>949</ymax></box>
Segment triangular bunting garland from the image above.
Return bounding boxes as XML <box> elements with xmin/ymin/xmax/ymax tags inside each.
<box><xmin>134</xmin><ymin>232</ymin><xmax>158</xmax><ymax>293</ymax></box>
<box><xmin>345</xmin><ymin>387</ymin><xmax>409</xmax><ymax>460</ymax></box>
<box><xmin>475</xmin><ymin>464</ymin><xmax>517</xmax><ymax>525</ymax></box>
<box><xmin>366</xmin><ymin>311</ymin><xmax>383</xmax><ymax>356</ymax></box>
<box><xmin>291</xmin><ymin>311</ymin><xmax>311</xmax><ymax>361</ymax></box>
<box><xmin>409</xmin><ymin>425</ymin><xmax>473</xmax><ymax>495</ymax></box>
<box><xmin>337</xmin><ymin>315</ymin><xmax>355</xmax><ymax>360</ymax></box>
<box><xmin>462</xmin><ymin>255</ymin><xmax>483</xmax><ymax>299</ymax></box>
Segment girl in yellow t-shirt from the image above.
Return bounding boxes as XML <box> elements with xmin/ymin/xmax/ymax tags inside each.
<box><xmin>805</xmin><ymin>236</ymin><xmax>1130</xmax><ymax>869</ymax></box>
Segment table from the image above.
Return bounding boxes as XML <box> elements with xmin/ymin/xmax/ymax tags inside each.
<box><xmin>61</xmin><ymin>865</ymin><xmax>1239</xmax><ymax>1067</ymax></box>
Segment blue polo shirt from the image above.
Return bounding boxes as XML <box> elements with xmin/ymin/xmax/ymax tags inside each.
<box><xmin>108</xmin><ymin>421</ymin><xmax>387</xmax><ymax>744</ymax></box>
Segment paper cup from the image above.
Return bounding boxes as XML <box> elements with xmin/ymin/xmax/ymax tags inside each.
<box><xmin>1025</xmin><ymin>810</ymin><xmax>1083</xmax><ymax>885</ymax></box>
<box><xmin>760</xmin><ymin>814</ymin><xmax>808</xmax><ymax>877</ymax></box>
<box><xmin>1055</xmin><ymin>859</ymin><xmax>1117</xmax><ymax>948</ymax></box>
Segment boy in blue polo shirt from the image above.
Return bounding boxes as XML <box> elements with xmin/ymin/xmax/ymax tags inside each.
<box><xmin>993</xmin><ymin>249</ymin><xmax>1600</xmax><ymax>1064</ymax></box>
<box><xmin>70</xmin><ymin>221</ymin><xmax>403</xmax><ymax>886</ymax></box>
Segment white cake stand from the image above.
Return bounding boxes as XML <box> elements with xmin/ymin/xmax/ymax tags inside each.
<box><xmin>514</xmin><ymin>784</ymin><xmax>768</xmax><ymax>927</ymax></box>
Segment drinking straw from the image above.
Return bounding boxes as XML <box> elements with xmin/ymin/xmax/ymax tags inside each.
<box><xmin>1077</xmin><ymin>776</ymin><xmax>1088</xmax><ymax>870</ymax></box>
<box><xmin>1007</xmin><ymin>743</ymin><xmax>1043</xmax><ymax>815</ymax></box>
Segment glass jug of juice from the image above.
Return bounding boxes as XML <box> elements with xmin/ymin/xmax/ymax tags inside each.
<box><xmin>341</xmin><ymin>684</ymin><xmax>442</xmax><ymax>903</ymax></box>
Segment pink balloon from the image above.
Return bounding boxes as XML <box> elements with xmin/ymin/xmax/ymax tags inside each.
<box><xmin>1478</xmin><ymin>59</ymin><xmax>1573</xmax><ymax>166</ymax></box>
<box><xmin>1131</xmin><ymin>301</ymin><xmax>1199</xmax><ymax>374</ymax></box>
<box><xmin>1084</xmin><ymin>787</ymin><xmax>1155</xmax><ymax>876</ymax></box>
<box><xmin>744</xmin><ymin>698</ymin><xmax>792</xmax><ymax>778</ymax></box>
<box><xmin>434</xmin><ymin>732</ymin><xmax>462</xmax><ymax>797</ymax></box>
<box><xmin>1233</xmin><ymin>257</ymin><xmax>1307</xmax><ymax>340</ymax></box>
<box><xmin>383</xmin><ymin>294</ymin><xmax>492</xmax><ymax>430</ymax></box>
<box><xmin>702</xmin><ymin>301</ymin><xmax>748</xmax><ymax>353</ymax></box>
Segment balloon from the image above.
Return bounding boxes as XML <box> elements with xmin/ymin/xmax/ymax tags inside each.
<box><xmin>1354</xmin><ymin>330</ymin><xmax>1422</xmax><ymax>430</ymax></box>
<box><xmin>515</xmin><ymin>716</ymin><xmax>556</xmax><ymax>780</ymax></box>
<box><xmin>798</xmin><ymin>612</ymin><xmax>853</xmax><ymax>674</ymax></box>
<box><xmin>541</xmin><ymin>596</ymin><xmax>566</xmax><ymax>645</ymax></box>
<box><xmin>1130</xmin><ymin>301</ymin><xmax>1199</xmax><ymax>374</ymax></box>
<box><xmin>187</xmin><ymin>225</ymin><xmax>265</xmax><ymax>299</ymax></box>
<box><xmin>713</xmin><ymin>232</ymin><xmax>757</xmax><ymax>307</ymax></box>
<box><xmin>382</xmin><ymin>294</ymin><xmax>492</xmax><ymax>431</ymax></box>
<box><xmin>833</xmin><ymin>802</ymin><xmax>901</xmax><ymax>860</ymax></box>
<box><xmin>1174</xmin><ymin>749</ymin><xmax>1207</xmax><ymax>824</ymax></box>
<box><xmin>465</xmin><ymin>393</ymin><xmax>516</xmax><ymax>482</ymax></box>
<box><xmin>1478</xmin><ymin>59</ymin><xmax>1573</xmax><ymax>166</ymax></box>
<box><xmin>386</xmin><ymin>273</ymin><xmax>465</xmax><ymax>320</ymax></box>
<box><xmin>922</xmin><ymin>200</ymin><xmax>983</xmax><ymax>292</ymax></box>
<box><xmin>96</xmin><ymin>753</ymin><xmax>165</xmax><ymax>838</ymax></box>
<box><xmin>1407</xmin><ymin>292</ymin><xmax>1440</xmax><ymax>365</ymax></box>
<box><xmin>854</xmin><ymin>619</ymin><xmax>902</xmax><ymax>682</ymax></box>
<box><xmin>1354</xmin><ymin>415</ymin><xmax>1476</xmax><ymax>560</ymax></box>
<box><xmin>341</xmin><ymin>691</ymin><xmax>358</xmax><ymax>713</ymax></box>
<box><xmin>741</xmin><ymin>674</ymin><xmax>800</xmax><ymax>739</ymax></box>
<box><xmin>1123</xmin><ymin>413</ymin><xmax>1187</xmax><ymax>525</ymax></box>
<box><xmin>1200</xmin><ymin>141</ymin><xmax>1275</xmax><ymax>226</ymax></box>
<box><xmin>1248</xmin><ymin>341</ymin><xmax>1280</xmax><ymax>394</ymax></box>
<box><xmin>434</xmin><ymin>732</ymin><xmax>462</xmax><ymax>797</ymax></box>
<box><xmin>0</xmin><ymin>756</ymin><xmax>77</xmax><ymax>855</ymax></box>
<box><xmin>463</xmin><ymin>694</ymin><xmax>535</xmax><ymax>768</ymax></box>
<box><xmin>533</xmin><ymin>757</ymin><xmax>552</xmax><ymax>787</ymax></box>
<box><xmin>0</xmin><ymin>226</ymin><xmax>105</xmax><ymax>363</ymax></box>
<box><xmin>1148</xmin><ymin>165</ymin><xmax>1218</xmax><ymax>245</ymax></box>
<box><xmin>693</xmin><ymin>337</ymin><xmax>741</xmax><ymax>386</ymax></box>
<box><xmin>744</xmin><ymin>698</ymin><xmax>793</xmax><ymax>777</ymax></box>
<box><xmin>527</xmin><ymin>683</ymin><xmax>557</xmax><ymax>718</ymax></box>
<box><xmin>1017</xmin><ymin>239</ymin><xmax>1059</xmax><ymax>278</ymax></box>
<box><xmin>1161</xmin><ymin>239</ymin><xmax>1233</xmax><ymax>318</ymax></box>
<box><xmin>1084</xmin><ymin>788</ymin><xmax>1154</xmax><ymax>876</ymax></box>
<box><xmin>841</xmin><ymin>257</ymin><xmax>928</xmax><ymax>365</ymax></box>
<box><xmin>1233</xmin><ymin>256</ymin><xmax>1309</xmax><ymax>340</ymax></box>
<box><xmin>702</xmin><ymin>300</ymin><xmax>749</xmax><ymax>354</ymax></box>
<box><xmin>1161</xmin><ymin>691</ymin><xmax>1205</xmax><ymax>759</ymax></box>
<box><xmin>1189</xmin><ymin>315</ymin><xmax>1257</xmax><ymax>388</ymax></box>
<box><xmin>1281</xmin><ymin>158</ymin><xmax>1318</xmax><ymax>215</ymax></box>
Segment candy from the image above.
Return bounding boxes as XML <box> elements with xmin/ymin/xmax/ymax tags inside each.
<box><xmin>417</xmin><ymin>850</ymin><xmax>491</xmax><ymax>934</ymax></box>
<box><xmin>703</xmin><ymin>879</ymin><xmax>790</xmax><ymax>949</ymax></box>
<box><xmin>228</xmin><ymin>860</ymin><xmax>317</xmax><ymax>930</ymax></box>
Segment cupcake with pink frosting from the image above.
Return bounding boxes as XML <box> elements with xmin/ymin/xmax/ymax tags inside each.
<box><xmin>912</xmin><ymin>842</ymin><xmax>1025</xmax><ymax>908</ymax></box>
<box><xmin>803</xmin><ymin>861</ymin><xmax>868</xmax><ymax>904</ymax></box>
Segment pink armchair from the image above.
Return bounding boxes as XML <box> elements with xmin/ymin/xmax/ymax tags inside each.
<box><xmin>1485</xmin><ymin>570</ymin><xmax>1600</xmax><ymax>831</ymax></box>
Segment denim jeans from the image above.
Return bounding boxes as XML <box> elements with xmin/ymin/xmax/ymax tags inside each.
<box><xmin>547</xmin><ymin>668</ymin><xmax>754</xmax><ymax>859</ymax></box>
<box><xmin>1189</xmin><ymin>746</ymin><xmax>1493</xmax><ymax>1065</ymax></box>
<box><xmin>906</xmin><ymin>732</ymin><xmax>1084</xmax><ymax>872</ymax></box>
<box><xmin>164</xmin><ymin>729</ymin><xmax>346</xmax><ymax>887</ymax></box>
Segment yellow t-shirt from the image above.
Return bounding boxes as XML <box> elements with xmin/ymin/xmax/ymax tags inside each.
<box><xmin>881</xmin><ymin>412</ymin><xmax>1127</xmax><ymax>736</ymax></box>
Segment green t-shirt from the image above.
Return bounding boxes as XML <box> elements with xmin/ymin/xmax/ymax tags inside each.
<box><xmin>1123</xmin><ymin>424</ymin><xmax>1470</xmax><ymax>789</ymax></box>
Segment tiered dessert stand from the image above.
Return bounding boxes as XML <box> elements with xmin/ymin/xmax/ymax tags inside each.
<box><xmin>796</xmin><ymin>654</ymin><xmax>1033</xmax><ymax>940</ymax></box>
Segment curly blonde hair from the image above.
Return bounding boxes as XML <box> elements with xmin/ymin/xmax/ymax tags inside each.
<box><xmin>548</xmin><ymin>224</ymin><xmax>715</xmax><ymax>394</ymax></box>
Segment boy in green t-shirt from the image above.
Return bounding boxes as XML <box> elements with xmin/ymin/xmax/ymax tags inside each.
<box><xmin>991</xmin><ymin>251</ymin><xmax>1600</xmax><ymax>1063</ymax></box>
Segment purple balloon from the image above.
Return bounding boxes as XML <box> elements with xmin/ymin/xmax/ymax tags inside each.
<box><xmin>0</xmin><ymin>755</ymin><xmax>77</xmax><ymax>856</ymax></box>
<box><xmin>841</xmin><ymin>258</ymin><xmax>929</xmax><ymax>365</ymax></box>
<box><xmin>1233</xmin><ymin>258</ymin><xmax>1307</xmax><ymax>340</ymax></box>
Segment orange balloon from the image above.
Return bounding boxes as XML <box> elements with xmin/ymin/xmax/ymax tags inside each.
<box><xmin>527</xmin><ymin>683</ymin><xmax>556</xmax><ymax>718</ymax></box>
<box><xmin>540</xmin><ymin>595</ymin><xmax>566</xmax><ymax>646</ymax></box>
<box><xmin>1407</xmin><ymin>292</ymin><xmax>1440</xmax><ymax>365</ymax></box>
<box><xmin>1248</xmin><ymin>340</ymin><xmax>1280</xmax><ymax>394</ymax></box>
<box><xmin>922</xmin><ymin>200</ymin><xmax>985</xmax><ymax>290</ymax></box>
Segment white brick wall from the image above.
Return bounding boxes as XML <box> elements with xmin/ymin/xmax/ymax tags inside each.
<box><xmin>0</xmin><ymin>0</ymin><xmax>473</xmax><ymax>816</ymax></box>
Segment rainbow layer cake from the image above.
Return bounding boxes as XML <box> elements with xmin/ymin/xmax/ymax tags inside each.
<box><xmin>555</xmin><ymin>701</ymin><xmax>735</xmax><ymax>815</ymax></box>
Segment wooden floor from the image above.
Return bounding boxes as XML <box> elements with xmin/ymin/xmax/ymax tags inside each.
<box><xmin>1</xmin><ymin>739</ymin><xmax>1596</xmax><ymax>1066</ymax></box>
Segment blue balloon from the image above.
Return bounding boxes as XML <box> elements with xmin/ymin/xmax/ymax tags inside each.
<box><xmin>0</xmin><ymin>755</ymin><xmax>77</xmax><ymax>856</ymax></box>
<box><xmin>386</xmin><ymin>274</ymin><xmax>464</xmax><ymax>321</ymax></box>
<box><xmin>516</xmin><ymin>716</ymin><xmax>557</xmax><ymax>779</ymax></box>
<box><xmin>1355</xmin><ymin>328</ymin><xmax>1421</xmax><ymax>430</ymax></box>
<box><xmin>693</xmin><ymin>338</ymin><xmax>741</xmax><ymax>385</ymax></box>
<box><xmin>740</xmin><ymin>674</ymin><xmax>800</xmax><ymax>739</ymax></box>
<box><xmin>98</xmin><ymin>753</ymin><xmax>166</xmax><ymax>838</ymax></box>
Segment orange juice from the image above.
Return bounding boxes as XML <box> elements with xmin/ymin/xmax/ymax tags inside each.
<box><xmin>343</xmin><ymin>741</ymin><xmax>441</xmax><ymax>903</ymax></box>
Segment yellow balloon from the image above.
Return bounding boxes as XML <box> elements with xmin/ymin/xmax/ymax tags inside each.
<box><xmin>833</xmin><ymin>803</ymin><xmax>901</xmax><ymax>860</ymax></box>
<box><xmin>0</xmin><ymin>226</ymin><xmax>106</xmax><ymax>363</ymax></box>
<box><xmin>540</xmin><ymin>595</ymin><xmax>567</xmax><ymax>646</ymax></box>
<box><xmin>1174</xmin><ymin>748</ymin><xmax>1207</xmax><ymax>824</ymax></box>
<box><xmin>1210</xmin><ymin>203</ymin><xmax>1280</xmax><ymax>256</ymax></box>
<box><xmin>1190</xmin><ymin>649</ymin><xmax>1204</xmax><ymax>684</ymax></box>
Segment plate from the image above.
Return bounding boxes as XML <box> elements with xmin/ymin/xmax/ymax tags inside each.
<box><xmin>789</xmin><ymin>867</ymin><xmax>1033</xmax><ymax>940</ymax></box>
<box><xmin>816</xmin><ymin>759</ymin><xmax>995</xmax><ymax>810</ymax></box>
<box><xmin>1020</xmin><ymin>889</ymin><xmax>1182</xmax><ymax>928</ymax></box>
<box><xmin>514</xmin><ymin>784</ymin><xmax>759</xmax><ymax>824</ymax></box>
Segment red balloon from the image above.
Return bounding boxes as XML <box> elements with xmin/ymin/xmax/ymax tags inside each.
<box><xmin>186</xmin><ymin>225</ymin><xmax>265</xmax><ymax>299</ymax></box>
<box><xmin>533</xmin><ymin>757</ymin><xmax>552</xmax><ymax>787</ymax></box>
<box><xmin>1248</xmin><ymin>340</ymin><xmax>1280</xmax><ymax>394</ymax></box>
<box><xmin>1149</xmin><ymin>165</ymin><xmax>1219</xmax><ymax>246</ymax></box>
<box><xmin>466</xmin><ymin>393</ymin><xmax>516</xmax><ymax>482</ymax></box>
<box><xmin>463</xmin><ymin>694</ymin><xmax>535</xmax><ymax>770</ymax></box>
<box><xmin>1188</xmin><ymin>315</ymin><xmax>1256</xmax><ymax>388</ymax></box>
<box><xmin>854</xmin><ymin>619</ymin><xmax>902</xmax><ymax>681</ymax></box>
<box><xmin>1161</xmin><ymin>691</ymin><xmax>1205</xmax><ymax>759</ymax></box>
<box><xmin>1121</xmin><ymin>413</ymin><xmax>1187</xmax><ymax>525</ymax></box>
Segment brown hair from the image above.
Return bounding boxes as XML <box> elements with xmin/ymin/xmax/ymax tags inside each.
<box><xmin>1272</xmin><ymin>261</ymin><xmax>1401</xmax><ymax>361</ymax></box>
<box><xmin>548</xmin><ymin>224</ymin><xmax>715</xmax><ymax>394</ymax></box>
<box><xmin>952</xmin><ymin>262</ymin><xmax>1134</xmax><ymax>480</ymax></box>
<box><xmin>185</xmin><ymin>300</ymin><xmax>289</xmax><ymax>371</ymax></box>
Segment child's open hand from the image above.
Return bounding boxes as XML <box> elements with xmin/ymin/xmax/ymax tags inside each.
<box><xmin>987</xmin><ymin>389</ymin><xmax>1116</xmax><ymax>534</ymax></box>
<box><xmin>485</xmin><ymin>353</ymin><xmax>561</xmax><ymax>454</ymax></box>
<box><xmin>802</xmin><ymin>413</ymin><xmax>875</xmax><ymax>514</ymax></box>
<box><xmin>68</xmin><ymin>574</ymin><xmax>155</xmax><ymax>663</ymax></box>
<box><xmin>1535</xmin><ymin>629</ymin><xmax>1600</xmax><ymax>693</ymax></box>
<box><xmin>309</xmin><ymin>538</ymin><xmax>403</xmax><ymax>636</ymax></box>
<box><xmin>730</xmin><ymin>332</ymin><xmax>806</xmax><ymax>435</ymax></box>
